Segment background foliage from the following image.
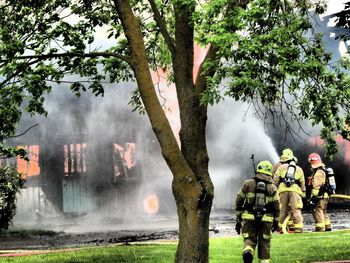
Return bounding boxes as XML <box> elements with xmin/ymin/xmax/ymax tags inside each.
<box><xmin>0</xmin><ymin>165</ymin><xmax>25</xmax><ymax>231</ymax></box>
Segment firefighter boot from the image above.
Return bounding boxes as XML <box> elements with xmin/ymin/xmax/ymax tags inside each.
<box><xmin>243</xmin><ymin>251</ymin><xmax>253</xmax><ymax>263</ymax></box>
<box><xmin>293</xmin><ymin>228</ymin><xmax>303</xmax><ymax>233</ymax></box>
<box><xmin>315</xmin><ymin>227</ymin><xmax>325</xmax><ymax>232</ymax></box>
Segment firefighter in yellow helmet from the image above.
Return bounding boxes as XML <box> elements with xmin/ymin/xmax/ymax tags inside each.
<box><xmin>235</xmin><ymin>160</ymin><xmax>280</xmax><ymax>263</ymax></box>
<box><xmin>272</xmin><ymin>148</ymin><xmax>297</xmax><ymax>231</ymax></box>
<box><xmin>273</xmin><ymin>150</ymin><xmax>305</xmax><ymax>233</ymax></box>
<box><xmin>307</xmin><ymin>153</ymin><xmax>333</xmax><ymax>231</ymax></box>
<box><xmin>272</xmin><ymin>148</ymin><xmax>294</xmax><ymax>176</ymax></box>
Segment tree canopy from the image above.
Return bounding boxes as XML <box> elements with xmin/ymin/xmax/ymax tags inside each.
<box><xmin>1</xmin><ymin>0</ymin><xmax>350</xmax><ymax>262</ymax></box>
<box><xmin>0</xmin><ymin>1</ymin><xmax>349</xmax><ymax>157</ymax></box>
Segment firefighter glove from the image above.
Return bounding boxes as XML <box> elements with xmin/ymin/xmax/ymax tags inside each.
<box><xmin>308</xmin><ymin>195</ymin><xmax>318</xmax><ymax>206</ymax></box>
<box><xmin>272</xmin><ymin>220</ymin><xmax>279</xmax><ymax>232</ymax></box>
<box><xmin>235</xmin><ymin>221</ymin><xmax>242</xmax><ymax>234</ymax></box>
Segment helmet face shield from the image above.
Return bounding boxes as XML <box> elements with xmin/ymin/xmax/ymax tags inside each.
<box><xmin>256</xmin><ymin>160</ymin><xmax>273</xmax><ymax>176</ymax></box>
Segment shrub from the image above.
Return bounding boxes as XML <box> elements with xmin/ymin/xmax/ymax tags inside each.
<box><xmin>0</xmin><ymin>164</ymin><xmax>25</xmax><ymax>231</ymax></box>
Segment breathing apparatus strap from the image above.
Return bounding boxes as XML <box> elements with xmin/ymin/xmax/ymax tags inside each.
<box><xmin>253</xmin><ymin>177</ymin><xmax>271</xmax><ymax>185</ymax></box>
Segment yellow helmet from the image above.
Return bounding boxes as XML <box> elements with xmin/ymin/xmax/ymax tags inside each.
<box><xmin>280</xmin><ymin>148</ymin><xmax>294</xmax><ymax>162</ymax></box>
<box><xmin>256</xmin><ymin>160</ymin><xmax>273</xmax><ymax>176</ymax></box>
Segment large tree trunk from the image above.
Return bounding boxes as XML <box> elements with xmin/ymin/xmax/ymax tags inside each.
<box><xmin>171</xmin><ymin>2</ymin><xmax>215</xmax><ymax>262</ymax></box>
<box><xmin>173</xmin><ymin>173</ymin><xmax>214</xmax><ymax>262</ymax></box>
<box><xmin>114</xmin><ymin>1</ymin><xmax>214</xmax><ymax>262</ymax></box>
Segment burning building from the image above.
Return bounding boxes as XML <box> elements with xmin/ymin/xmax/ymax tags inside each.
<box><xmin>7</xmin><ymin>83</ymin><xmax>176</xmax><ymax>224</ymax></box>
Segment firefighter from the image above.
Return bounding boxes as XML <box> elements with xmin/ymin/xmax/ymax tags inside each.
<box><xmin>272</xmin><ymin>148</ymin><xmax>294</xmax><ymax>176</ymax></box>
<box><xmin>307</xmin><ymin>153</ymin><xmax>332</xmax><ymax>231</ymax></box>
<box><xmin>272</xmin><ymin>148</ymin><xmax>296</xmax><ymax>231</ymax></box>
<box><xmin>273</xmin><ymin>150</ymin><xmax>305</xmax><ymax>233</ymax></box>
<box><xmin>235</xmin><ymin>160</ymin><xmax>280</xmax><ymax>263</ymax></box>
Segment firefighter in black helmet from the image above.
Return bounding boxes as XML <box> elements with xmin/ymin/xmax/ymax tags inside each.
<box><xmin>235</xmin><ymin>160</ymin><xmax>280</xmax><ymax>263</ymax></box>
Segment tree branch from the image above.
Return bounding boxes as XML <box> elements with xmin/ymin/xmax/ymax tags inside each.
<box><xmin>3</xmin><ymin>124</ymin><xmax>39</xmax><ymax>140</ymax></box>
<box><xmin>0</xmin><ymin>51</ymin><xmax>132</xmax><ymax>65</ymax></box>
<box><xmin>113</xmin><ymin>0</ymin><xmax>191</xmax><ymax>181</ymax></box>
<box><xmin>0</xmin><ymin>51</ymin><xmax>132</xmax><ymax>88</ymax></box>
<box><xmin>0</xmin><ymin>59</ymin><xmax>41</xmax><ymax>88</ymax></box>
<box><xmin>148</xmin><ymin>0</ymin><xmax>176</xmax><ymax>57</ymax></box>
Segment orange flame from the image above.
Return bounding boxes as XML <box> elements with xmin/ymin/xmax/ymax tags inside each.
<box><xmin>17</xmin><ymin>145</ymin><xmax>40</xmax><ymax>179</ymax></box>
<box><xmin>150</xmin><ymin>45</ymin><xmax>208</xmax><ymax>145</ymax></box>
<box><xmin>307</xmin><ymin>135</ymin><xmax>350</xmax><ymax>165</ymax></box>
<box><xmin>64</xmin><ymin>143</ymin><xmax>87</xmax><ymax>175</ymax></box>
<box><xmin>143</xmin><ymin>193</ymin><xmax>159</xmax><ymax>214</ymax></box>
<box><xmin>114</xmin><ymin>143</ymin><xmax>136</xmax><ymax>169</ymax></box>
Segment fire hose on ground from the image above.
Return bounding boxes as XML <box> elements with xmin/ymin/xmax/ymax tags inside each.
<box><xmin>281</xmin><ymin>194</ymin><xmax>350</xmax><ymax>234</ymax></box>
<box><xmin>330</xmin><ymin>194</ymin><xmax>350</xmax><ymax>200</ymax></box>
<box><xmin>281</xmin><ymin>214</ymin><xmax>292</xmax><ymax>234</ymax></box>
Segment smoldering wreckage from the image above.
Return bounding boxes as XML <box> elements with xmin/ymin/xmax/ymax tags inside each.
<box><xmin>2</xmin><ymin>86</ymin><xmax>350</xmax><ymax>249</ymax></box>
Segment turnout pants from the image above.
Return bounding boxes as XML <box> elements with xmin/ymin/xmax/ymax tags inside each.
<box><xmin>241</xmin><ymin>220</ymin><xmax>272</xmax><ymax>261</ymax></box>
<box><xmin>313</xmin><ymin>197</ymin><xmax>331</xmax><ymax>231</ymax></box>
<box><xmin>278</xmin><ymin>191</ymin><xmax>303</xmax><ymax>232</ymax></box>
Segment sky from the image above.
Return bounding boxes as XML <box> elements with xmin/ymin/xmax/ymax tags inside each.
<box><xmin>325</xmin><ymin>0</ymin><xmax>345</xmax><ymax>15</ymax></box>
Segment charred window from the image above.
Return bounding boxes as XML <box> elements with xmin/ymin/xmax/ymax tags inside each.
<box><xmin>17</xmin><ymin>145</ymin><xmax>40</xmax><ymax>179</ymax></box>
<box><xmin>64</xmin><ymin>143</ymin><xmax>87</xmax><ymax>176</ymax></box>
<box><xmin>113</xmin><ymin>143</ymin><xmax>136</xmax><ymax>181</ymax></box>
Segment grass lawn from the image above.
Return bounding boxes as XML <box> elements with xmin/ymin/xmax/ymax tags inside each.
<box><xmin>0</xmin><ymin>230</ymin><xmax>350</xmax><ymax>262</ymax></box>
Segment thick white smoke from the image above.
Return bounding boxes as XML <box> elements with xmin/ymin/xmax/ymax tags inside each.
<box><xmin>207</xmin><ymin>99</ymin><xmax>279</xmax><ymax>209</ymax></box>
